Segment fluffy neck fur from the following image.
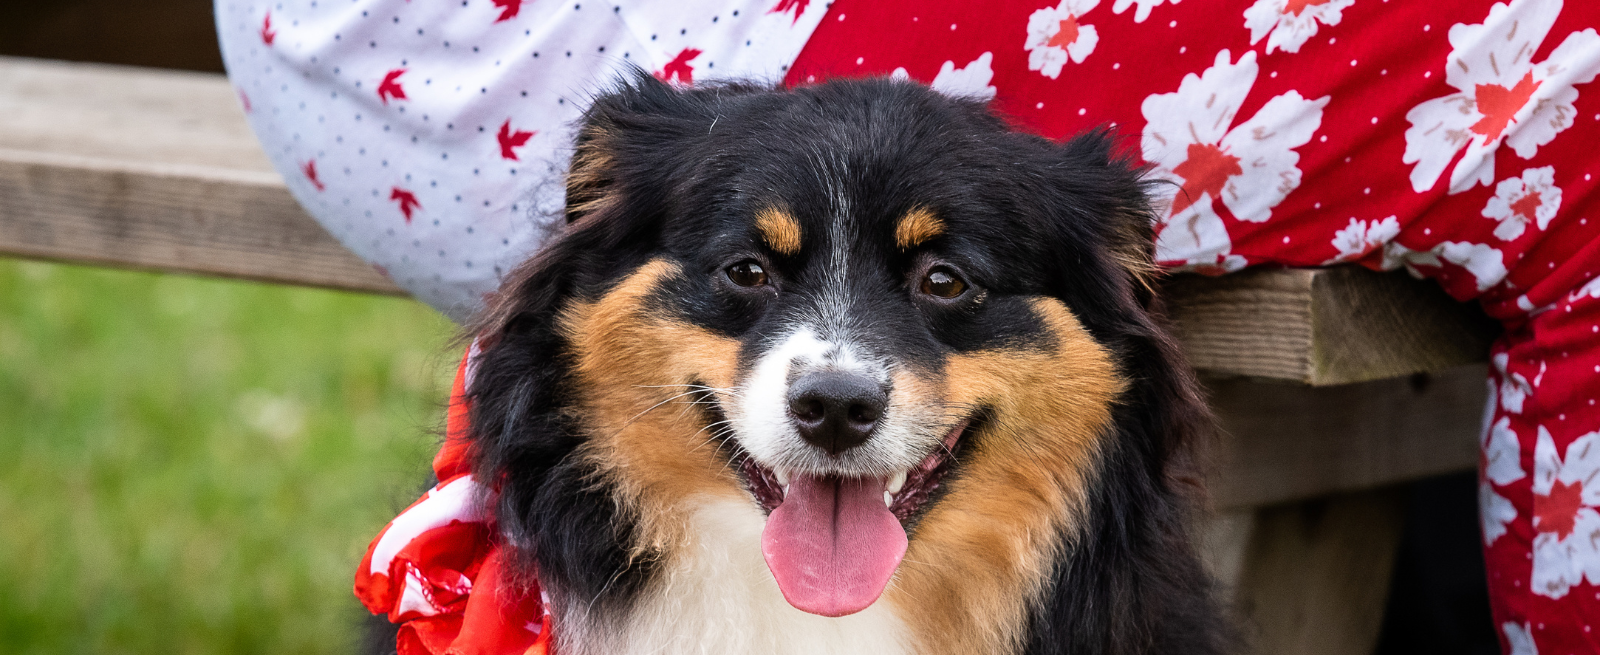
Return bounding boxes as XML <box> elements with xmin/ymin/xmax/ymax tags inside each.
<box><xmin>553</xmin><ymin>497</ymin><xmax>910</xmax><ymax>655</ymax></box>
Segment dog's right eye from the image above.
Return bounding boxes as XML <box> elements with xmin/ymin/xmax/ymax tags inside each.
<box><xmin>726</xmin><ymin>260</ymin><xmax>769</xmax><ymax>287</ymax></box>
<box><xmin>920</xmin><ymin>266</ymin><xmax>968</xmax><ymax>299</ymax></box>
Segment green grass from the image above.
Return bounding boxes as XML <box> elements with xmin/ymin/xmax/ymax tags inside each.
<box><xmin>0</xmin><ymin>257</ymin><xmax>457</xmax><ymax>654</ymax></box>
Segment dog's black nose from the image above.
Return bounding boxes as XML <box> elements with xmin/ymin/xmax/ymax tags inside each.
<box><xmin>787</xmin><ymin>371</ymin><xmax>887</xmax><ymax>455</ymax></box>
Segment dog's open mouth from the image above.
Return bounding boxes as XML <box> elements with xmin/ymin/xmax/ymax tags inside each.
<box><xmin>725</xmin><ymin>419</ymin><xmax>971</xmax><ymax>617</ymax></box>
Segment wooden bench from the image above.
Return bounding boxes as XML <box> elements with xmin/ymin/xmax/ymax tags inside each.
<box><xmin>0</xmin><ymin>55</ymin><xmax>1498</xmax><ymax>654</ymax></box>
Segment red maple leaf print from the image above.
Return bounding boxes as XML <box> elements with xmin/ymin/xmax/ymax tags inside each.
<box><xmin>1471</xmin><ymin>72</ymin><xmax>1541</xmax><ymax>143</ymax></box>
<box><xmin>768</xmin><ymin>0</ymin><xmax>811</xmax><ymax>24</ymax></box>
<box><xmin>1170</xmin><ymin>143</ymin><xmax>1243</xmax><ymax>217</ymax></box>
<box><xmin>378</xmin><ymin>69</ymin><xmax>409</xmax><ymax>105</ymax></box>
<box><xmin>657</xmin><ymin>49</ymin><xmax>703</xmax><ymax>85</ymax></box>
<box><xmin>1535</xmin><ymin>478</ymin><xmax>1585</xmax><ymax>540</ymax></box>
<box><xmin>391</xmin><ymin>187</ymin><xmax>421</xmax><ymax>223</ymax></box>
<box><xmin>261</xmin><ymin>11</ymin><xmax>277</xmax><ymax>45</ymax></box>
<box><xmin>1511</xmin><ymin>190</ymin><xmax>1544</xmax><ymax>223</ymax></box>
<box><xmin>1283</xmin><ymin>0</ymin><xmax>1333</xmax><ymax>16</ymax></box>
<box><xmin>1047</xmin><ymin>16</ymin><xmax>1081</xmax><ymax>48</ymax></box>
<box><xmin>238</xmin><ymin>90</ymin><xmax>253</xmax><ymax>113</ymax></box>
<box><xmin>302</xmin><ymin>160</ymin><xmax>326</xmax><ymax>191</ymax></box>
<box><xmin>497</xmin><ymin>119</ymin><xmax>536</xmax><ymax>160</ymax></box>
<box><xmin>491</xmin><ymin>0</ymin><xmax>522</xmax><ymax>22</ymax></box>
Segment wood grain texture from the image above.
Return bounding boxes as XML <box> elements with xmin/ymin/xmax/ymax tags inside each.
<box><xmin>0</xmin><ymin>57</ymin><xmax>400</xmax><ymax>294</ymax></box>
<box><xmin>1233</xmin><ymin>489</ymin><xmax>1406</xmax><ymax>655</ymax></box>
<box><xmin>0</xmin><ymin>57</ymin><xmax>1496</xmax><ymax>382</ymax></box>
<box><xmin>1164</xmin><ymin>268</ymin><xmax>1499</xmax><ymax>385</ymax></box>
<box><xmin>1207</xmin><ymin>364</ymin><xmax>1485</xmax><ymax>509</ymax></box>
<box><xmin>0</xmin><ymin>151</ymin><xmax>401</xmax><ymax>294</ymax></box>
<box><xmin>0</xmin><ymin>57</ymin><xmax>270</xmax><ymax>170</ymax></box>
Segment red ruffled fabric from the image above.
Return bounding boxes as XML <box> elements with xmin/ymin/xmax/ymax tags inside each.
<box><xmin>354</xmin><ymin>346</ymin><xmax>553</xmax><ymax>655</ymax></box>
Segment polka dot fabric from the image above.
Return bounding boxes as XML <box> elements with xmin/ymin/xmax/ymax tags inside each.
<box><xmin>218</xmin><ymin>1</ymin><xmax>1600</xmax><ymax>653</ymax></box>
<box><xmin>215</xmin><ymin>0</ymin><xmax>831</xmax><ymax>320</ymax></box>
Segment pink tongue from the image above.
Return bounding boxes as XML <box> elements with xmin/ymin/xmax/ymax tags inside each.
<box><xmin>760</xmin><ymin>474</ymin><xmax>907</xmax><ymax>617</ymax></box>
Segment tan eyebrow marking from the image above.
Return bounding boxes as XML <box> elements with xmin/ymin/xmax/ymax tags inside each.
<box><xmin>755</xmin><ymin>207</ymin><xmax>803</xmax><ymax>255</ymax></box>
<box><xmin>895</xmin><ymin>207</ymin><xmax>946</xmax><ymax>249</ymax></box>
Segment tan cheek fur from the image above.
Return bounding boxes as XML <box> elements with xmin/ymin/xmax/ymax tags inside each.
<box><xmin>887</xmin><ymin>297</ymin><xmax>1125</xmax><ymax>655</ymax></box>
<box><xmin>557</xmin><ymin>259</ymin><xmax>746</xmax><ymax>559</ymax></box>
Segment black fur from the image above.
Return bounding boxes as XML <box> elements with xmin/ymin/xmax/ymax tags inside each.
<box><xmin>463</xmin><ymin>70</ymin><xmax>1230</xmax><ymax>653</ymax></box>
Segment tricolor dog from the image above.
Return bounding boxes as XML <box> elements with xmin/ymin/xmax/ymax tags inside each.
<box><xmin>462</xmin><ymin>72</ymin><xmax>1230</xmax><ymax>654</ymax></box>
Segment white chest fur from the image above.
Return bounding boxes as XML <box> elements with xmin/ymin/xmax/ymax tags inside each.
<box><xmin>558</xmin><ymin>497</ymin><xmax>911</xmax><ymax>655</ymax></box>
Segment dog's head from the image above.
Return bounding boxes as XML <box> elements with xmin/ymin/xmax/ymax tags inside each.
<box><xmin>466</xmin><ymin>72</ymin><xmax>1209</xmax><ymax>649</ymax></box>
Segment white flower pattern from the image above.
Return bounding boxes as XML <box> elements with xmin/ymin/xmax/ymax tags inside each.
<box><xmin>1112</xmin><ymin>0</ymin><xmax>1178</xmax><ymax>23</ymax></box>
<box><xmin>1486</xmin><ymin>417</ymin><xmax>1527</xmax><ymax>487</ymax></box>
<box><xmin>1323</xmin><ymin>215</ymin><xmax>1399</xmax><ymax>264</ymax></box>
<box><xmin>1384</xmin><ymin>241</ymin><xmax>1509</xmax><ymax>291</ymax></box>
<box><xmin>1483</xmin><ymin>482</ymin><xmax>1520</xmax><ymax>545</ymax></box>
<box><xmin>1243</xmin><ymin>0</ymin><xmax>1357</xmax><ymax>54</ymax></box>
<box><xmin>1483</xmin><ymin>167</ymin><xmax>1563</xmax><ymax>241</ymax></box>
<box><xmin>1152</xmin><ymin>201</ymin><xmax>1249</xmax><ymax>274</ymax></box>
<box><xmin>1571</xmin><ymin>276</ymin><xmax>1600</xmax><ymax>302</ymax></box>
<box><xmin>1025</xmin><ymin>0</ymin><xmax>1101</xmax><ymax>78</ymax></box>
<box><xmin>1497</xmin><ymin>353</ymin><xmax>1544</xmax><ymax>420</ymax></box>
<box><xmin>1142</xmin><ymin>49</ymin><xmax>1328</xmax><ymax>271</ymax></box>
<box><xmin>1402</xmin><ymin>0</ymin><xmax>1600</xmax><ymax>194</ymax></box>
<box><xmin>1531</xmin><ymin>427</ymin><xmax>1600</xmax><ymax>599</ymax></box>
<box><xmin>895</xmin><ymin>52</ymin><xmax>999</xmax><ymax>100</ymax></box>
<box><xmin>1482</xmin><ymin>415</ymin><xmax>1525</xmax><ymax>545</ymax></box>
<box><xmin>1503</xmin><ymin>621</ymin><xmax>1539</xmax><ymax>655</ymax></box>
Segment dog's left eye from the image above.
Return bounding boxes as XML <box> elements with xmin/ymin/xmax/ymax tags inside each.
<box><xmin>726</xmin><ymin>260</ymin><xmax>769</xmax><ymax>287</ymax></box>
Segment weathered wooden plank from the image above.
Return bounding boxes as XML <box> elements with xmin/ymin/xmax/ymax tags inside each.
<box><xmin>0</xmin><ymin>56</ymin><xmax>268</xmax><ymax>170</ymax></box>
<box><xmin>1207</xmin><ymin>364</ymin><xmax>1485</xmax><ymax>509</ymax></box>
<box><xmin>1164</xmin><ymin>267</ymin><xmax>1499</xmax><ymax>386</ymax></box>
<box><xmin>0</xmin><ymin>56</ymin><xmax>401</xmax><ymax>294</ymax></box>
<box><xmin>1232</xmin><ymin>489</ymin><xmax>1406</xmax><ymax>655</ymax></box>
<box><xmin>0</xmin><ymin>150</ymin><xmax>402</xmax><ymax>294</ymax></box>
<box><xmin>0</xmin><ymin>56</ymin><xmax>1496</xmax><ymax>389</ymax></box>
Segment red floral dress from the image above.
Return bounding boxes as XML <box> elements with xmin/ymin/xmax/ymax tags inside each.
<box><xmin>218</xmin><ymin>0</ymin><xmax>1600</xmax><ymax>653</ymax></box>
<box><xmin>798</xmin><ymin>3</ymin><xmax>1600</xmax><ymax>651</ymax></box>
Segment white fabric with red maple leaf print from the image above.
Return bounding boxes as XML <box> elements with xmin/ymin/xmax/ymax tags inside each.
<box><xmin>1111</xmin><ymin>0</ymin><xmax>1178</xmax><ymax>23</ymax></box>
<box><xmin>1484</xmin><ymin>167</ymin><xmax>1563</xmax><ymax>242</ymax></box>
<box><xmin>891</xmin><ymin>52</ymin><xmax>999</xmax><ymax>100</ymax></box>
<box><xmin>1482</xmin><ymin>402</ymin><xmax>1526</xmax><ymax>546</ymax></box>
<box><xmin>1403</xmin><ymin>0</ymin><xmax>1600</xmax><ymax>195</ymax></box>
<box><xmin>1024</xmin><ymin>0</ymin><xmax>1100</xmax><ymax>78</ymax></box>
<box><xmin>1142</xmin><ymin>49</ymin><xmax>1328</xmax><ymax>271</ymax></box>
<box><xmin>1323</xmin><ymin>215</ymin><xmax>1399</xmax><ymax>265</ymax></box>
<box><xmin>1242</xmin><ymin>0</ymin><xmax>1356</xmax><ymax>55</ymax></box>
<box><xmin>1505</xmin><ymin>622</ymin><xmax>1541</xmax><ymax>655</ymax></box>
<box><xmin>217</xmin><ymin>0</ymin><xmax>830</xmax><ymax>319</ymax></box>
<box><xmin>1531</xmin><ymin>427</ymin><xmax>1600</xmax><ymax>599</ymax></box>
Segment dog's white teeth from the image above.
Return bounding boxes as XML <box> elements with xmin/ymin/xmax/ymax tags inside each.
<box><xmin>774</xmin><ymin>467</ymin><xmax>791</xmax><ymax>487</ymax></box>
<box><xmin>887</xmin><ymin>470</ymin><xmax>907</xmax><ymax>495</ymax></box>
<box><xmin>884</xmin><ymin>491</ymin><xmax>894</xmax><ymax>507</ymax></box>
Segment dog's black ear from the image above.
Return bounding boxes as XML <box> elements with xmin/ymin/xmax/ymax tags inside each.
<box><xmin>1054</xmin><ymin>127</ymin><xmax>1163</xmax><ymax>306</ymax></box>
<box><xmin>464</xmin><ymin>71</ymin><xmax>739</xmax><ymax>594</ymax></box>
<box><xmin>564</xmin><ymin>68</ymin><xmax>738</xmax><ymax>225</ymax></box>
<box><xmin>463</xmin><ymin>168</ymin><xmax>658</xmax><ymax>597</ymax></box>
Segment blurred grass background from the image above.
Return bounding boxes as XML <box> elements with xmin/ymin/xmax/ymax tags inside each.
<box><xmin>0</xmin><ymin>256</ymin><xmax>456</xmax><ymax>654</ymax></box>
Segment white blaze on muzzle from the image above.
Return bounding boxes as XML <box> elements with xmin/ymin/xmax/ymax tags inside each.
<box><xmin>728</xmin><ymin>327</ymin><xmax>918</xmax><ymax>617</ymax></box>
